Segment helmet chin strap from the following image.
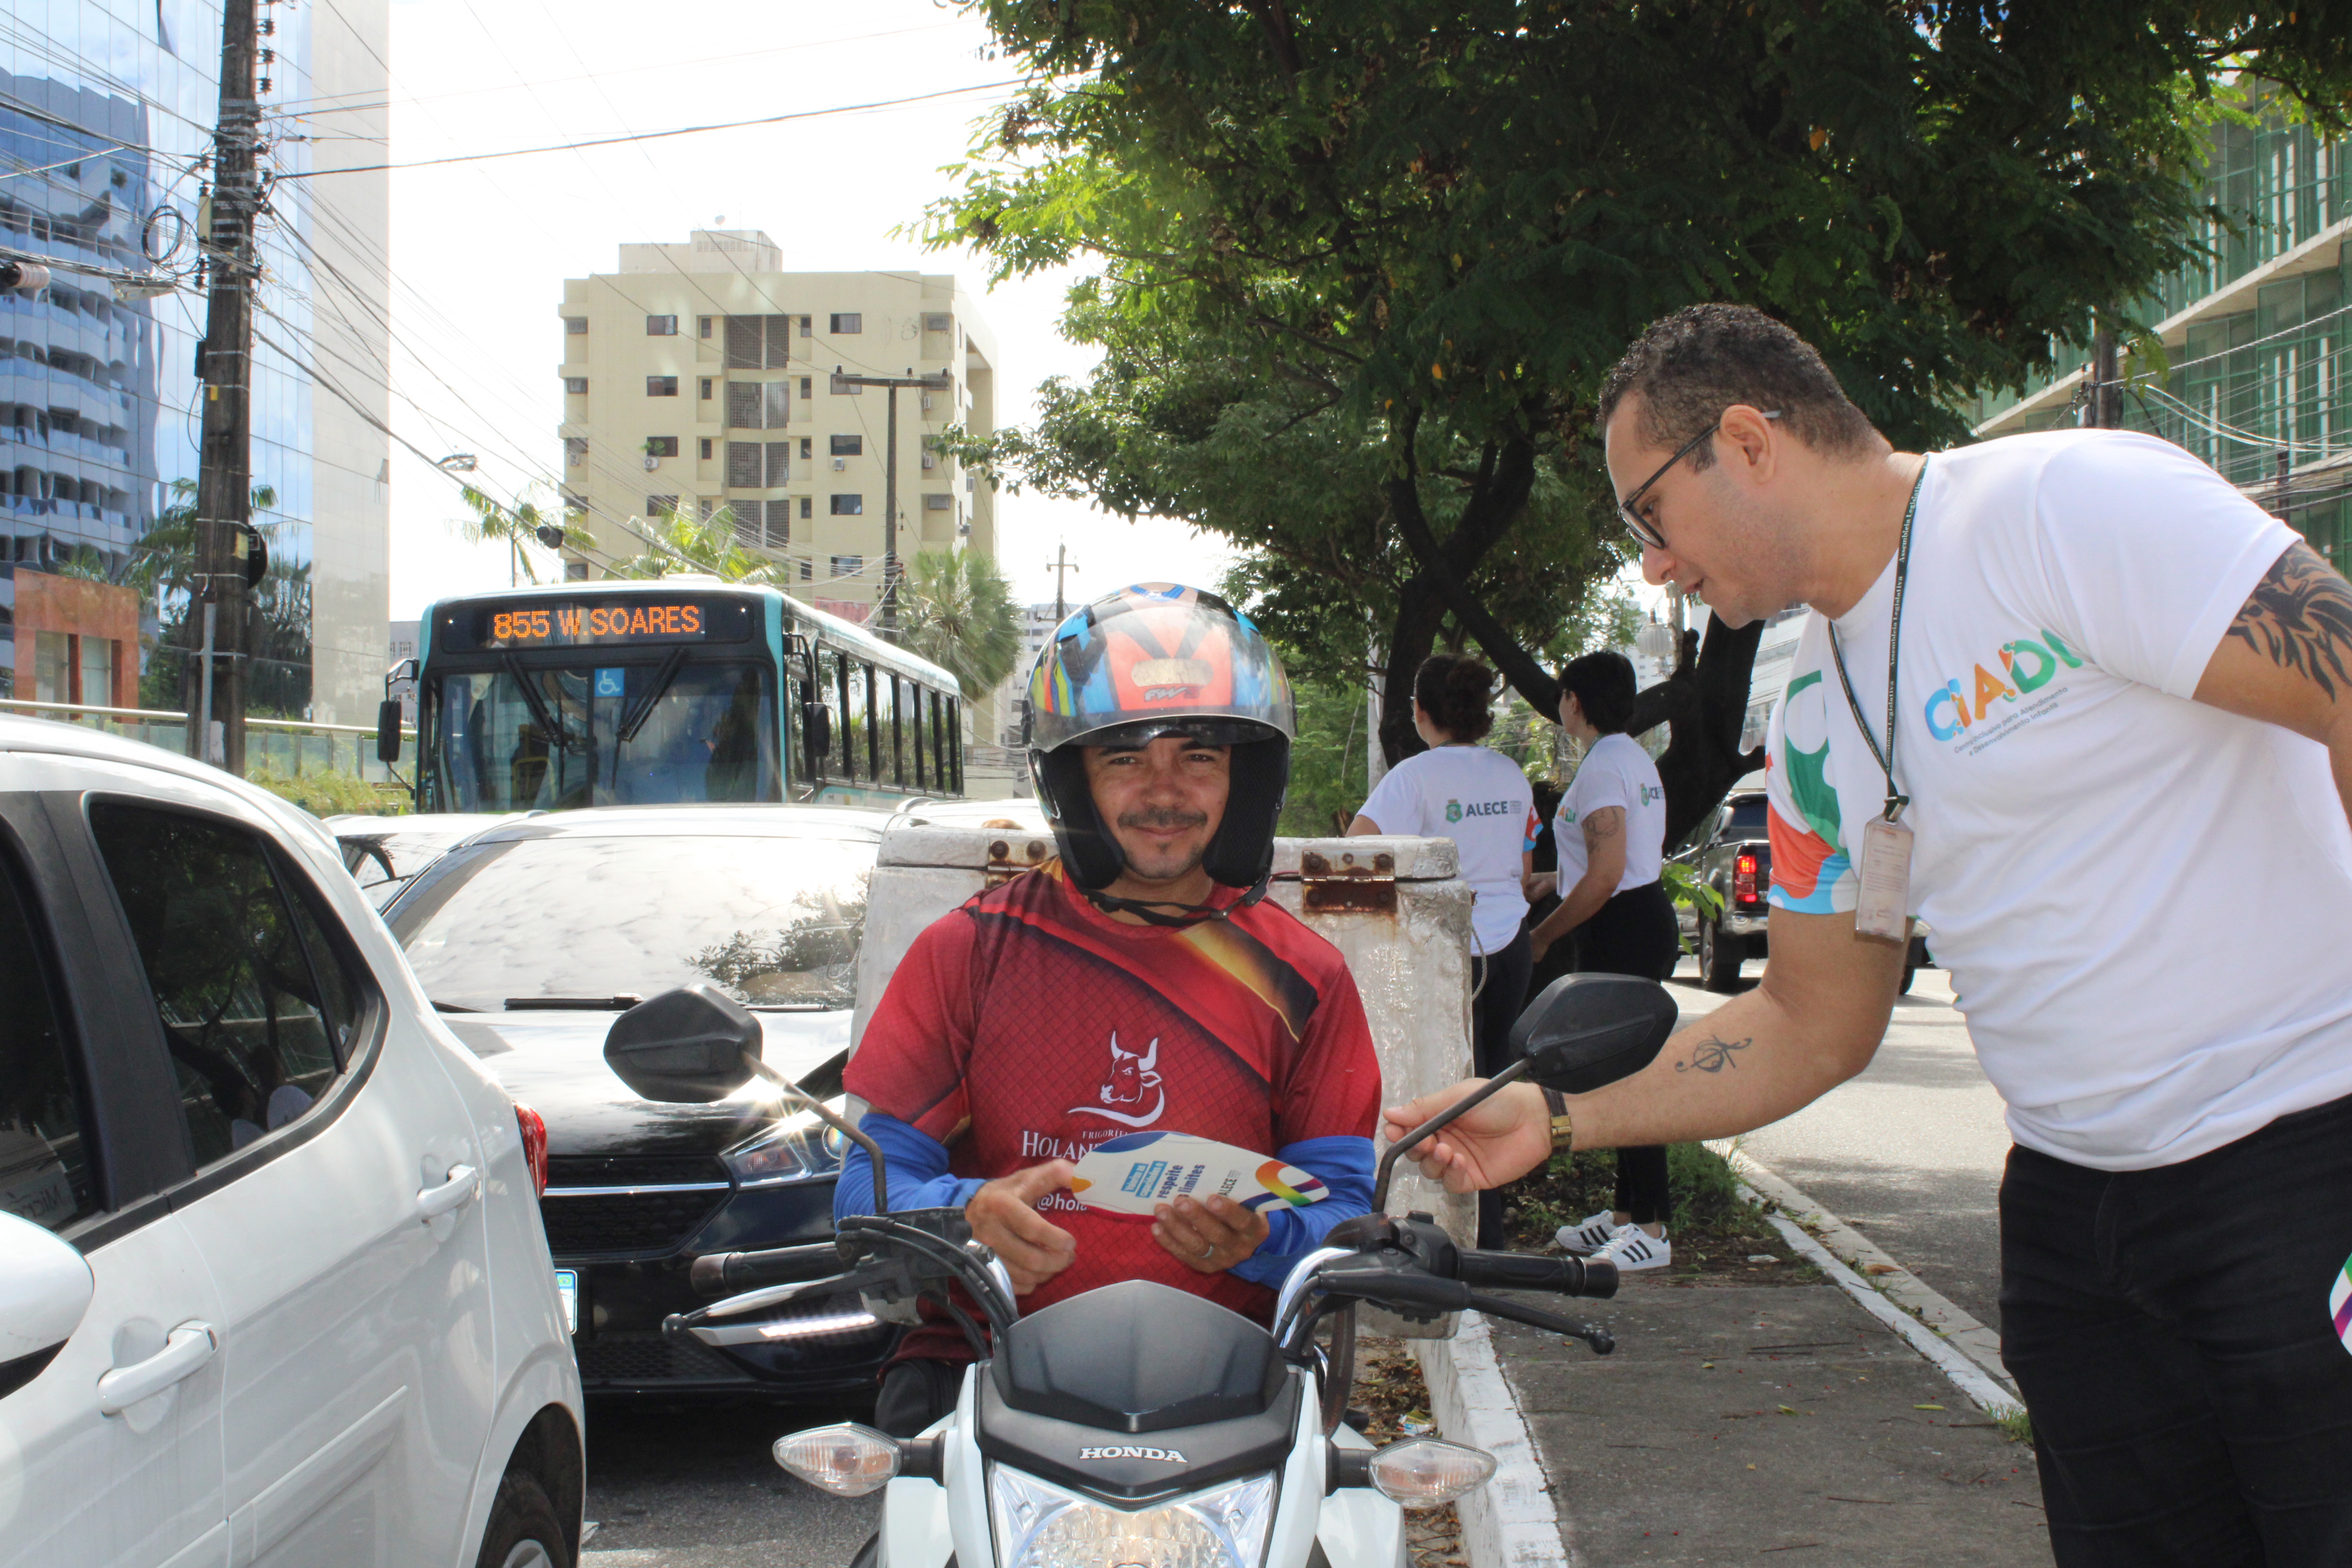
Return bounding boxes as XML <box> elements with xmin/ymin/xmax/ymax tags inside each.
<box><xmin>1080</xmin><ymin>876</ymin><xmax>1272</xmax><ymax>928</ymax></box>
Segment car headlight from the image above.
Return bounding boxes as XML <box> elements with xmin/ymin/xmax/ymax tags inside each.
<box><xmin>988</xmin><ymin>1465</ymin><xmax>1275</xmax><ymax>1568</ymax></box>
<box><xmin>721</xmin><ymin>1109</ymin><xmax>848</xmax><ymax>1188</ymax></box>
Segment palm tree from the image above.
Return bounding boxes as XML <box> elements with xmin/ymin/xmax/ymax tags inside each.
<box><xmin>607</xmin><ymin>502</ymin><xmax>792</xmax><ymax>586</ymax></box>
<box><xmin>899</xmin><ymin>548</ymin><xmax>1023</xmax><ymax>701</ymax></box>
<box><xmin>455</xmin><ymin>485</ymin><xmax>583</xmax><ymax>584</ymax></box>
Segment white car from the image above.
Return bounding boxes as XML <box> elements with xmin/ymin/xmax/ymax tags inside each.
<box><xmin>0</xmin><ymin>716</ymin><xmax>584</xmax><ymax>1568</ymax></box>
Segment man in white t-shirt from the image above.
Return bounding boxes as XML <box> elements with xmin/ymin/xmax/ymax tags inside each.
<box><xmin>1381</xmin><ymin>304</ymin><xmax>2352</xmax><ymax>1563</ymax></box>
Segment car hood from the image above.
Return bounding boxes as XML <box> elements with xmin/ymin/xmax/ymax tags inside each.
<box><xmin>439</xmin><ymin>1008</ymin><xmax>852</xmax><ymax>1159</ymax></box>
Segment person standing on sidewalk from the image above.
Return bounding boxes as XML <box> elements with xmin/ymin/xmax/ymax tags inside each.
<box><xmin>1348</xmin><ymin>652</ymin><xmax>1534</xmax><ymax>1249</ymax></box>
<box><xmin>1382</xmin><ymin>302</ymin><xmax>2352</xmax><ymax>1565</ymax></box>
<box><xmin>1521</xmin><ymin>651</ymin><xmax>1680</xmax><ymax>1273</ymax></box>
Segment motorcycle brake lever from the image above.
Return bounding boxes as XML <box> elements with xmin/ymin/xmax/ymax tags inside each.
<box><xmin>1464</xmin><ymin>1291</ymin><xmax>1615</xmax><ymax>1355</ymax></box>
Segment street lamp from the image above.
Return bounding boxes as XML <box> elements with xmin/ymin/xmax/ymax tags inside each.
<box><xmin>435</xmin><ymin>453</ymin><xmax>478</xmax><ymax>472</ymax></box>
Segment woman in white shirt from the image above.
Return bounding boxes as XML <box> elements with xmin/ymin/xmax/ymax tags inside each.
<box><xmin>1348</xmin><ymin>653</ymin><xmax>1536</xmax><ymax>1248</ymax></box>
<box><xmin>1525</xmin><ymin>651</ymin><xmax>1679</xmax><ymax>1271</ymax></box>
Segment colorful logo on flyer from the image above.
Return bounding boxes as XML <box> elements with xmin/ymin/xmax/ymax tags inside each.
<box><xmin>2331</xmin><ymin>1254</ymin><xmax>2352</xmax><ymax>1358</ymax></box>
<box><xmin>1924</xmin><ymin>629</ymin><xmax>2085</xmax><ymax>743</ymax></box>
<box><xmin>1243</xmin><ymin>1161</ymin><xmax>1328</xmax><ymax>1211</ymax></box>
<box><xmin>1767</xmin><ymin>670</ymin><xmax>1851</xmax><ymax>913</ymax></box>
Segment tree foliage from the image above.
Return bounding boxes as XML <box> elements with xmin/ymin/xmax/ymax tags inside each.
<box><xmin>928</xmin><ymin>0</ymin><xmax>2352</xmax><ymax>828</ymax></box>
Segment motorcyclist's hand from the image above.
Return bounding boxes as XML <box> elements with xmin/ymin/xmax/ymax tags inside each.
<box><xmin>1154</xmin><ymin>1194</ymin><xmax>1269</xmax><ymax>1274</ymax></box>
<box><xmin>967</xmin><ymin>1161</ymin><xmax>1079</xmax><ymax>1295</ymax></box>
<box><xmin>1381</xmin><ymin>1082</ymin><xmax>1554</xmax><ymax>1193</ymax></box>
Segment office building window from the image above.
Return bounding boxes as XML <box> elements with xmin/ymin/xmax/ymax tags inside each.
<box><xmin>829</xmin><ymin>313</ymin><xmax>861</xmax><ymax>334</ymax></box>
<box><xmin>829</xmin><ymin>374</ymin><xmax>862</xmax><ymax>396</ymax></box>
<box><xmin>646</xmin><ymin>375</ymin><xmax>678</xmax><ymax>397</ymax></box>
<box><xmin>923</xmin><ymin>492</ymin><xmax>952</xmax><ymax>511</ymax></box>
<box><xmin>698</xmin><ymin>316</ymin><xmax>714</xmax><ymax>338</ymax></box>
<box><xmin>646</xmin><ymin>494</ymin><xmax>680</xmax><ymax>518</ymax></box>
<box><xmin>766</xmin><ymin>441</ymin><xmax>789</xmax><ymax>486</ymax></box>
<box><xmin>699</xmin><ymin>437</ymin><xmax>713</xmax><ymax>459</ymax></box>
<box><xmin>799</xmin><ymin>496</ymin><xmax>812</xmax><ymax>519</ymax></box>
<box><xmin>923</xmin><ymin>313</ymin><xmax>951</xmax><ymax>332</ymax></box>
<box><xmin>646</xmin><ymin>315</ymin><xmax>678</xmax><ymax>335</ymax></box>
<box><xmin>799</xmin><ymin>560</ymin><xmax>813</xmax><ymax>581</ymax></box>
<box><xmin>699</xmin><ymin>377</ymin><xmax>713</xmax><ymax>400</ymax></box>
<box><xmin>645</xmin><ymin>436</ymin><xmax>678</xmax><ymax>457</ymax></box>
<box><xmin>564</xmin><ymin>317</ymin><xmax>587</xmax><ymax>335</ymax></box>
<box><xmin>799</xmin><ymin>376</ymin><xmax>813</xmax><ymax>400</ymax></box>
<box><xmin>829</xmin><ymin>434</ymin><xmax>862</xmax><ymax>456</ymax></box>
<box><xmin>799</xmin><ymin>437</ymin><xmax>812</xmax><ymax>459</ymax></box>
<box><xmin>829</xmin><ymin>495</ymin><xmax>863</xmax><ymax>515</ymax></box>
<box><xmin>798</xmin><ymin>315</ymin><xmax>812</xmax><ymax>337</ymax></box>
<box><xmin>726</xmin><ymin>441</ymin><xmax>762</xmax><ymax>488</ymax></box>
<box><xmin>564</xmin><ymin>376</ymin><xmax>587</xmax><ymax>395</ymax></box>
<box><xmin>731</xmin><ymin>504</ymin><xmax>760</xmax><ymax>548</ymax></box>
<box><xmin>764</xmin><ymin>498</ymin><xmax>792</xmax><ymax>548</ymax></box>
<box><xmin>763</xmin><ymin>381</ymin><xmax>790</xmax><ymax>429</ymax></box>
<box><xmin>832</xmin><ymin>554</ymin><xmax>863</xmax><ymax>577</ymax></box>
<box><xmin>724</xmin><ymin>315</ymin><xmax>792</xmax><ymax>371</ymax></box>
<box><xmin>564</xmin><ymin>436</ymin><xmax>588</xmax><ymax>468</ymax></box>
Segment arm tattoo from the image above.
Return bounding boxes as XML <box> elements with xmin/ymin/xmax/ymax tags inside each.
<box><xmin>1675</xmin><ymin>1035</ymin><xmax>1750</xmax><ymax>1073</ymax></box>
<box><xmin>2226</xmin><ymin>540</ymin><xmax>2352</xmax><ymax>701</ymax></box>
<box><xmin>1582</xmin><ymin>807</ymin><xmax>1623</xmax><ymax>847</ymax></box>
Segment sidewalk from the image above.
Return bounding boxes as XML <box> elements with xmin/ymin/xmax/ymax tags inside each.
<box><xmin>1488</xmin><ymin>1272</ymin><xmax>2050</xmax><ymax>1564</ymax></box>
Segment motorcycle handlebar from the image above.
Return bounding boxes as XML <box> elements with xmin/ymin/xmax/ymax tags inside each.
<box><xmin>689</xmin><ymin>1243</ymin><xmax>844</xmax><ymax>1298</ymax></box>
<box><xmin>1453</xmin><ymin>1250</ymin><xmax>1619</xmax><ymax>1299</ymax></box>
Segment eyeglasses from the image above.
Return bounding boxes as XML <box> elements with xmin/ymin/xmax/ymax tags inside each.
<box><xmin>1614</xmin><ymin>410</ymin><xmax>1781</xmax><ymax>550</ymax></box>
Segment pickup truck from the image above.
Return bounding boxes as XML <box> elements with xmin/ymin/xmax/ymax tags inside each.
<box><xmin>1671</xmin><ymin>780</ymin><xmax>1929</xmax><ymax>994</ymax></box>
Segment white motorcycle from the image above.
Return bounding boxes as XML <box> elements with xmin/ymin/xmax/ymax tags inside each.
<box><xmin>605</xmin><ymin>972</ymin><xmax>1680</xmax><ymax>1568</ymax></box>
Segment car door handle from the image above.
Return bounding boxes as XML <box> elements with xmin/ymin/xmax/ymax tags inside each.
<box><xmin>97</xmin><ymin>1321</ymin><xmax>218</xmax><ymax>1415</ymax></box>
<box><xmin>416</xmin><ymin>1163</ymin><xmax>481</xmax><ymax>1223</ymax></box>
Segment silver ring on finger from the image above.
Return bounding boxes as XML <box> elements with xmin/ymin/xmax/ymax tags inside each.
<box><xmin>1200</xmin><ymin>1243</ymin><xmax>1215</xmax><ymax>1260</ymax></box>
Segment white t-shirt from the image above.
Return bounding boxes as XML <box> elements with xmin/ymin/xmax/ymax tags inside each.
<box><xmin>1358</xmin><ymin>744</ymin><xmax>1537</xmax><ymax>954</ymax></box>
<box><xmin>1764</xmin><ymin>428</ymin><xmax>2352</xmax><ymax>1171</ymax></box>
<box><xmin>1555</xmin><ymin>733</ymin><xmax>1667</xmax><ymax>894</ymax></box>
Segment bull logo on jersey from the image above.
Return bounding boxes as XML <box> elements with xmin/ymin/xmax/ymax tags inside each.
<box><xmin>1070</xmin><ymin>1031</ymin><xmax>1166</xmax><ymax>1128</ymax></box>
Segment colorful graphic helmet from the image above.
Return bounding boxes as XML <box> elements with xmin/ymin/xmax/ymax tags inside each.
<box><xmin>1024</xmin><ymin>583</ymin><xmax>1296</xmax><ymax>900</ymax></box>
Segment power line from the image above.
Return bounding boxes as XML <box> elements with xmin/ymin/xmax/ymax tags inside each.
<box><xmin>270</xmin><ymin>80</ymin><xmax>1024</xmax><ymax>178</ymax></box>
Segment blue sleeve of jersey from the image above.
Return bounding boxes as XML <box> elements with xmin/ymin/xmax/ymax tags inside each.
<box><xmin>1229</xmin><ymin>1136</ymin><xmax>1376</xmax><ymax>1288</ymax></box>
<box><xmin>834</xmin><ymin>1110</ymin><xmax>986</xmax><ymax>1220</ymax></box>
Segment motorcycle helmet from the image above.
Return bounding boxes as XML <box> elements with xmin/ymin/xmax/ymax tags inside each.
<box><xmin>1024</xmin><ymin>583</ymin><xmax>1296</xmax><ymax>922</ymax></box>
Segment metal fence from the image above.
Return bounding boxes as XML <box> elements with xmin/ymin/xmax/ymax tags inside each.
<box><xmin>0</xmin><ymin>699</ymin><xmax>415</xmax><ymax>784</ymax></box>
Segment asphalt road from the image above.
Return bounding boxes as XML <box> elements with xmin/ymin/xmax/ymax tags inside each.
<box><xmin>1663</xmin><ymin>953</ymin><xmax>2014</xmax><ymax>1334</ymax></box>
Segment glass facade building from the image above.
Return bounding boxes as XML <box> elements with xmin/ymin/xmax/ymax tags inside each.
<box><xmin>1</xmin><ymin>0</ymin><xmax>389</xmax><ymax>722</ymax></box>
<box><xmin>1966</xmin><ymin>97</ymin><xmax>2352</xmax><ymax>564</ymax></box>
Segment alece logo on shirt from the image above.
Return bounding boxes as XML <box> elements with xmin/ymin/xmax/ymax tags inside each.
<box><xmin>1444</xmin><ymin>798</ymin><xmax>1519</xmax><ymax>824</ymax></box>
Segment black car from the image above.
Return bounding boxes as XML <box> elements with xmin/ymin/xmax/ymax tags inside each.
<box><xmin>1671</xmin><ymin>779</ymin><xmax>1931</xmax><ymax>994</ymax></box>
<box><xmin>383</xmin><ymin>804</ymin><xmax>901</xmax><ymax>1399</ymax></box>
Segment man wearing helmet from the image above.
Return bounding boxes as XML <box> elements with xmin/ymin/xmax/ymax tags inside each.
<box><xmin>838</xmin><ymin>584</ymin><xmax>1384</xmax><ymax>1435</ymax></box>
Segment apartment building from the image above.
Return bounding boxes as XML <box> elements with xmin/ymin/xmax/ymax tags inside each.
<box><xmin>554</xmin><ymin>233</ymin><xmax>998</xmax><ymax>621</ymax></box>
<box><xmin>1966</xmin><ymin>95</ymin><xmax>2350</xmax><ymax>561</ymax></box>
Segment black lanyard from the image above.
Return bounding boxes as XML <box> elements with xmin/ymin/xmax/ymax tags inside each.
<box><xmin>1825</xmin><ymin>458</ymin><xmax>1929</xmax><ymax>826</ymax></box>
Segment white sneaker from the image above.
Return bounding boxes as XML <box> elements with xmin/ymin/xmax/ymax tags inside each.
<box><xmin>1592</xmin><ymin>1225</ymin><xmax>1671</xmax><ymax>1272</ymax></box>
<box><xmin>1554</xmin><ymin>1210</ymin><xmax>1619</xmax><ymax>1255</ymax></box>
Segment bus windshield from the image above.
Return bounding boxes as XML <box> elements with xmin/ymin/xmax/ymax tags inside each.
<box><xmin>429</xmin><ymin>660</ymin><xmax>779</xmax><ymax>812</ymax></box>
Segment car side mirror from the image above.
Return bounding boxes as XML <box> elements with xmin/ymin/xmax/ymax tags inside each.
<box><xmin>376</xmin><ymin>700</ymin><xmax>404</xmax><ymax>764</ymax></box>
<box><xmin>801</xmin><ymin>700</ymin><xmax>832</xmax><ymax>761</ymax></box>
<box><xmin>603</xmin><ymin>984</ymin><xmax>763</xmax><ymax>1103</ymax></box>
<box><xmin>0</xmin><ymin>1211</ymin><xmax>94</xmax><ymax>1394</ymax></box>
<box><xmin>1508</xmin><ymin>974</ymin><xmax>1679</xmax><ymax>1095</ymax></box>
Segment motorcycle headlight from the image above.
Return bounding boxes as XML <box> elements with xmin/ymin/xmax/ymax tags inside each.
<box><xmin>721</xmin><ymin>1108</ymin><xmax>848</xmax><ymax>1188</ymax></box>
<box><xmin>988</xmin><ymin>1465</ymin><xmax>1275</xmax><ymax>1568</ymax></box>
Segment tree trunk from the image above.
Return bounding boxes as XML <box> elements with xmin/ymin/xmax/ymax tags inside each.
<box><xmin>1375</xmin><ymin>571</ymin><xmax>1451</xmax><ymax>766</ymax></box>
<box><xmin>1626</xmin><ymin>615</ymin><xmax>1768</xmax><ymax>850</ymax></box>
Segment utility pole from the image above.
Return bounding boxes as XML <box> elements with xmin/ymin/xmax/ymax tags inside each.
<box><xmin>1044</xmin><ymin>542</ymin><xmax>1080</xmax><ymax>622</ymax></box>
<box><xmin>832</xmin><ymin>365</ymin><xmax>949</xmax><ymax>641</ymax></box>
<box><xmin>188</xmin><ymin>0</ymin><xmax>263</xmax><ymax>771</ymax></box>
<box><xmin>2088</xmin><ymin>320</ymin><xmax>2120</xmax><ymax>429</ymax></box>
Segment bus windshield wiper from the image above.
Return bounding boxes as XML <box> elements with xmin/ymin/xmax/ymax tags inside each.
<box><xmin>615</xmin><ymin>647</ymin><xmax>687</xmax><ymax>746</ymax></box>
<box><xmin>501</xmin><ymin>655</ymin><xmax>580</xmax><ymax>752</ymax></box>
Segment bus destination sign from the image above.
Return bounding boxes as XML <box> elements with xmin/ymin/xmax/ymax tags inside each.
<box><xmin>461</xmin><ymin>597</ymin><xmax>754</xmax><ymax>650</ymax></box>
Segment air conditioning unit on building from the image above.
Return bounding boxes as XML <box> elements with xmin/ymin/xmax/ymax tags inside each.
<box><xmin>832</xmin><ymin>456</ymin><xmax>846</xmax><ymax>471</ymax></box>
<box><xmin>643</xmin><ymin>455</ymin><xmax>661</xmax><ymax>471</ymax></box>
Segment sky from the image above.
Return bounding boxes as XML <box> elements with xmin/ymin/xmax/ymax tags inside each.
<box><xmin>360</xmin><ymin>0</ymin><xmax>1236</xmax><ymax>622</ymax></box>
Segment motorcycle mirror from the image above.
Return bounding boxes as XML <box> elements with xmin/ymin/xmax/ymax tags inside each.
<box><xmin>602</xmin><ymin>984</ymin><xmax>763</xmax><ymax>1102</ymax></box>
<box><xmin>1508</xmin><ymin>974</ymin><xmax>1678</xmax><ymax>1095</ymax></box>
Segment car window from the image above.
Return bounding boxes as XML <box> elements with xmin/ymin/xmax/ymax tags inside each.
<box><xmin>388</xmin><ymin>833</ymin><xmax>872</xmax><ymax>1012</ymax></box>
<box><xmin>0</xmin><ymin>857</ymin><xmax>99</xmax><ymax>1232</ymax></box>
<box><xmin>90</xmin><ymin>803</ymin><xmax>362</xmax><ymax>1169</ymax></box>
<box><xmin>1726</xmin><ymin>799</ymin><xmax>1768</xmax><ymax>836</ymax></box>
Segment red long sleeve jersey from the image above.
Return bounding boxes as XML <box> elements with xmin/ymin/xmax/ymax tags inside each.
<box><xmin>845</xmin><ymin>861</ymin><xmax>1383</xmax><ymax>1331</ymax></box>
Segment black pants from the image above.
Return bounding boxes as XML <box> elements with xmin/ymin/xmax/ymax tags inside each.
<box><xmin>1471</xmin><ymin>929</ymin><xmax>1534</xmax><ymax>1249</ymax></box>
<box><xmin>1573</xmin><ymin>882</ymin><xmax>1679</xmax><ymax>1229</ymax></box>
<box><xmin>2000</xmin><ymin>1092</ymin><xmax>2352</xmax><ymax>1565</ymax></box>
<box><xmin>874</xmin><ymin>1357</ymin><xmax>963</xmax><ymax>1439</ymax></box>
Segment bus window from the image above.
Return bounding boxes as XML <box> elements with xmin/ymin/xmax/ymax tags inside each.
<box><xmin>874</xmin><ymin>672</ymin><xmax>899</xmax><ymax>787</ymax></box>
<box><xmin>862</xmin><ymin>662</ymin><xmax>880</xmax><ymax>782</ymax></box>
<box><xmin>948</xmin><ymin>695</ymin><xmax>963</xmax><ymax>793</ymax></box>
<box><xmin>835</xmin><ymin>655</ymin><xmax>858</xmax><ymax>785</ymax></box>
<box><xmin>929</xmin><ymin>690</ymin><xmax>946</xmax><ymax>794</ymax></box>
<box><xmin>844</xmin><ymin>660</ymin><xmax>870</xmax><ymax>786</ymax></box>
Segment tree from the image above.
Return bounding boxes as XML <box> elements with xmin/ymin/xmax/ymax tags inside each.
<box><xmin>455</xmin><ymin>485</ymin><xmax>583</xmax><ymax>586</ymax></box>
<box><xmin>606</xmin><ymin>502</ymin><xmax>790</xmax><ymax>586</ymax></box>
<box><xmin>929</xmin><ymin>0</ymin><xmax>2352</xmax><ymax>837</ymax></box>
<box><xmin>898</xmin><ymin>547</ymin><xmax>1024</xmax><ymax>701</ymax></box>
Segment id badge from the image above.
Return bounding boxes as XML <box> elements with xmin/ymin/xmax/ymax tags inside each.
<box><xmin>1853</xmin><ymin>817</ymin><xmax>1913</xmax><ymax>943</ymax></box>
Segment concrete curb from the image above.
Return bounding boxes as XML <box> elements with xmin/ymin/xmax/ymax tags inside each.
<box><xmin>1414</xmin><ymin>1310</ymin><xmax>1575</xmax><ymax>1568</ymax></box>
<box><xmin>1712</xmin><ymin>1147</ymin><xmax>2023</xmax><ymax>1420</ymax></box>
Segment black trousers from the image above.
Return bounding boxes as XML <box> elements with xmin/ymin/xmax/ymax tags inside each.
<box><xmin>1471</xmin><ymin>929</ymin><xmax>1534</xmax><ymax>1249</ymax></box>
<box><xmin>1572</xmin><ymin>882</ymin><xmax>1679</xmax><ymax>1229</ymax></box>
<box><xmin>2000</xmin><ymin>1092</ymin><xmax>2352</xmax><ymax>1565</ymax></box>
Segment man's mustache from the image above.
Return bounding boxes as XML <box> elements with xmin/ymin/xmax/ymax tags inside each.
<box><xmin>1118</xmin><ymin>808</ymin><xmax>1208</xmax><ymax>832</ymax></box>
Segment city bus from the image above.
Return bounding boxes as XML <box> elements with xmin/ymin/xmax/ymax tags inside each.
<box><xmin>387</xmin><ymin>578</ymin><xmax>966</xmax><ymax>812</ymax></box>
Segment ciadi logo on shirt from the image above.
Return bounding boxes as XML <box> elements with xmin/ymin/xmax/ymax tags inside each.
<box><xmin>1925</xmin><ymin>629</ymin><xmax>2085</xmax><ymax>742</ymax></box>
<box><xmin>1443</xmin><ymin>798</ymin><xmax>1521</xmax><ymax>824</ymax></box>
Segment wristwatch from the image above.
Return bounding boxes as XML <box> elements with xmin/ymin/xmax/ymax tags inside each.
<box><xmin>1542</xmin><ymin>1087</ymin><xmax>1575</xmax><ymax>1152</ymax></box>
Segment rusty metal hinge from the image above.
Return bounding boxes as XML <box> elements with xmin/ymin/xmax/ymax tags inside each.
<box><xmin>1296</xmin><ymin>849</ymin><xmax>1396</xmax><ymax>914</ymax></box>
<box><xmin>985</xmin><ymin>835</ymin><xmax>1053</xmax><ymax>887</ymax></box>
